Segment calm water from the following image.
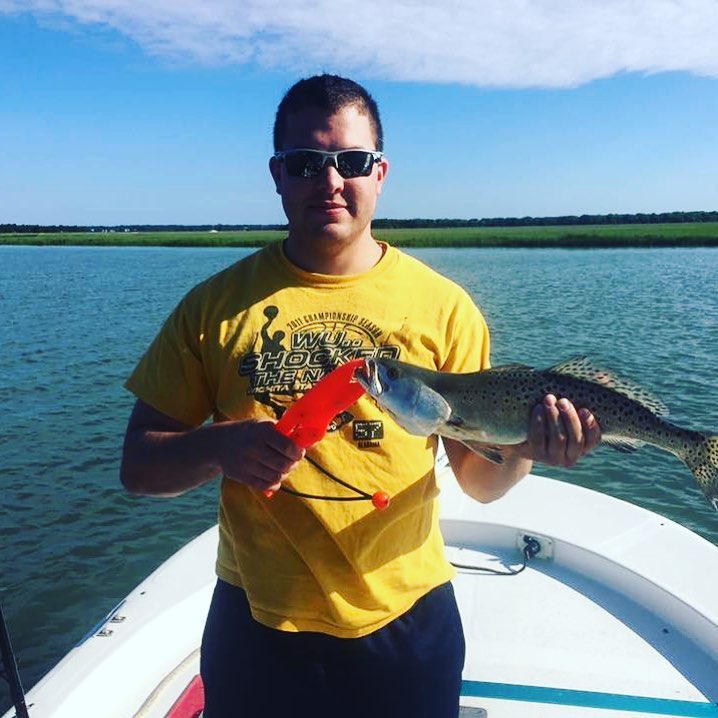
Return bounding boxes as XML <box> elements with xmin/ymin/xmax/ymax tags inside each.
<box><xmin>1</xmin><ymin>245</ymin><xmax>717</xmax><ymax>710</ymax></box>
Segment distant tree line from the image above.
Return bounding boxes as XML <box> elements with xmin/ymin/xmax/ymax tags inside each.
<box><xmin>2</xmin><ymin>211</ymin><xmax>717</xmax><ymax>234</ymax></box>
<box><xmin>373</xmin><ymin>211</ymin><xmax>718</xmax><ymax>229</ymax></box>
<box><xmin>0</xmin><ymin>223</ymin><xmax>288</xmax><ymax>234</ymax></box>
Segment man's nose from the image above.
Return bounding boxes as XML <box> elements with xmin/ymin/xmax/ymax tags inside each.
<box><xmin>317</xmin><ymin>163</ymin><xmax>344</xmax><ymax>191</ymax></box>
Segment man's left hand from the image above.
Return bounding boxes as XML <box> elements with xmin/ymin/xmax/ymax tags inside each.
<box><xmin>519</xmin><ymin>395</ymin><xmax>602</xmax><ymax>467</ymax></box>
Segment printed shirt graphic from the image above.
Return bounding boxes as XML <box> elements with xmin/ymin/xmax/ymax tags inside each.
<box><xmin>126</xmin><ymin>242</ymin><xmax>490</xmax><ymax>637</ymax></box>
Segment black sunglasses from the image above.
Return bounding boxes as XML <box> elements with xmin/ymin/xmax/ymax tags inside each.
<box><xmin>273</xmin><ymin>148</ymin><xmax>384</xmax><ymax>179</ymax></box>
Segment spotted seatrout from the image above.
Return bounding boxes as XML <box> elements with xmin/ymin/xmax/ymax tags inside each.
<box><xmin>356</xmin><ymin>356</ymin><xmax>718</xmax><ymax>511</ymax></box>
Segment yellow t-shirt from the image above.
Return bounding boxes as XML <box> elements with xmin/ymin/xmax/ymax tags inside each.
<box><xmin>126</xmin><ymin>241</ymin><xmax>490</xmax><ymax>637</ymax></box>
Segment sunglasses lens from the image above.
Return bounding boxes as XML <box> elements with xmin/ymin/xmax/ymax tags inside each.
<box><xmin>281</xmin><ymin>150</ymin><xmax>377</xmax><ymax>179</ymax></box>
<box><xmin>337</xmin><ymin>151</ymin><xmax>374</xmax><ymax>178</ymax></box>
<box><xmin>284</xmin><ymin>151</ymin><xmax>324</xmax><ymax>178</ymax></box>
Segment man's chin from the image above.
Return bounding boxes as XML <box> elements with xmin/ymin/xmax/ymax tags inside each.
<box><xmin>292</xmin><ymin>213</ymin><xmax>370</xmax><ymax>244</ymax></box>
<box><xmin>308</xmin><ymin>220</ymin><xmax>351</xmax><ymax>241</ymax></box>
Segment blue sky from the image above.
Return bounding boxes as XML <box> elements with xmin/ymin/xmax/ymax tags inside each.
<box><xmin>1</xmin><ymin>1</ymin><xmax>717</xmax><ymax>225</ymax></box>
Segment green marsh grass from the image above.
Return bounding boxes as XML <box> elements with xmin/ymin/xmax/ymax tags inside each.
<box><xmin>2</xmin><ymin>223</ymin><xmax>718</xmax><ymax>248</ymax></box>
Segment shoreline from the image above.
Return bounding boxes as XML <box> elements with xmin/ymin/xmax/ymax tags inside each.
<box><xmin>2</xmin><ymin>223</ymin><xmax>718</xmax><ymax>248</ymax></box>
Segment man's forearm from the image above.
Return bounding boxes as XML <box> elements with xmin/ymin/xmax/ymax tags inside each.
<box><xmin>446</xmin><ymin>440</ymin><xmax>532</xmax><ymax>503</ymax></box>
<box><xmin>120</xmin><ymin>405</ymin><xmax>306</xmax><ymax>498</ymax></box>
<box><xmin>121</xmin><ymin>423</ymin><xmax>223</xmax><ymax>497</ymax></box>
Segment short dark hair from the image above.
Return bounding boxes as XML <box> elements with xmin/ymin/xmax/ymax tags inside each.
<box><xmin>273</xmin><ymin>74</ymin><xmax>384</xmax><ymax>152</ymax></box>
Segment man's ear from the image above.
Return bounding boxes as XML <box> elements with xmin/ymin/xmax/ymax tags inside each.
<box><xmin>375</xmin><ymin>157</ymin><xmax>389</xmax><ymax>196</ymax></box>
<box><xmin>269</xmin><ymin>156</ymin><xmax>282</xmax><ymax>195</ymax></box>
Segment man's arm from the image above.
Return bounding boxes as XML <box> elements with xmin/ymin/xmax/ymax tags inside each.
<box><xmin>120</xmin><ymin>399</ymin><xmax>304</xmax><ymax>497</ymax></box>
<box><xmin>445</xmin><ymin>394</ymin><xmax>602</xmax><ymax>503</ymax></box>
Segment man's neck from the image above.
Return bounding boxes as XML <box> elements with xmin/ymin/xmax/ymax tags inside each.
<box><xmin>283</xmin><ymin>234</ymin><xmax>384</xmax><ymax>275</ymax></box>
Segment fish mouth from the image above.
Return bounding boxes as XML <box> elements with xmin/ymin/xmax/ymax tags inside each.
<box><xmin>356</xmin><ymin>358</ymin><xmax>384</xmax><ymax>396</ymax></box>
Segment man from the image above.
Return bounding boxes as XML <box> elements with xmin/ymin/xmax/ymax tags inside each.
<box><xmin>121</xmin><ymin>74</ymin><xmax>600</xmax><ymax>718</ymax></box>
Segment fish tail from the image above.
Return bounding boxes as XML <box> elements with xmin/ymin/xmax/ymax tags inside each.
<box><xmin>682</xmin><ymin>434</ymin><xmax>718</xmax><ymax>512</ymax></box>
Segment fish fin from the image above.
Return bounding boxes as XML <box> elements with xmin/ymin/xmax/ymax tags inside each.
<box><xmin>678</xmin><ymin>433</ymin><xmax>718</xmax><ymax>510</ymax></box>
<box><xmin>547</xmin><ymin>356</ymin><xmax>669</xmax><ymax>417</ymax></box>
<box><xmin>461</xmin><ymin>440</ymin><xmax>506</xmax><ymax>464</ymax></box>
<box><xmin>603</xmin><ymin>436</ymin><xmax>646</xmax><ymax>453</ymax></box>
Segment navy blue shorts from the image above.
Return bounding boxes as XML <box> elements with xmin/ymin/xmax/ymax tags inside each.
<box><xmin>200</xmin><ymin>579</ymin><xmax>465</xmax><ymax>718</ymax></box>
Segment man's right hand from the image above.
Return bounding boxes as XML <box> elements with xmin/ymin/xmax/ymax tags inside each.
<box><xmin>211</xmin><ymin>418</ymin><xmax>305</xmax><ymax>492</ymax></box>
<box><xmin>120</xmin><ymin>400</ymin><xmax>304</xmax><ymax>497</ymax></box>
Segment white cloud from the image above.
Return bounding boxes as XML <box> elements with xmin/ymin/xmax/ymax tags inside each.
<box><xmin>3</xmin><ymin>0</ymin><xmax>718</xmax><ymax>87</ymax></box>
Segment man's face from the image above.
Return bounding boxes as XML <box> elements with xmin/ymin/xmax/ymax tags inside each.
<box><xmin>269</xmin><ymin>104</ymin><xmax>388</xmax><ymax>250</ymax></box>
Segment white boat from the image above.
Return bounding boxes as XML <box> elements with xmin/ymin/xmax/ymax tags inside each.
<box><xmin>4</xmin><ymin>454</ymin><xmax>718</xmax><ymax>718</ymax></box>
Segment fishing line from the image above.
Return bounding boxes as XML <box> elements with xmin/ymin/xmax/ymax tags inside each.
<box><xmin>305</xmin><ymin>455</ymin><xmax>374</xmax><ymax>498</ymax></box>
<box><xmin>274</xmin><ymin>454</ymin><xmax>390</xmax><ymax>510</ymax></box>
<box><xmin>0</xmin><ymin>602</ymin><xmax>30</xmax><ymax>718</ymax></box>
<box><xmin>451</xmin><ymin>536</ymin><xmax>541</xmax><ymax>577</ymax></box>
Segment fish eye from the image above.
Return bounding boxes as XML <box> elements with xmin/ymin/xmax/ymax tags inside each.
<box><xmin>387</xmin><ymin>367</ymin><xmax>400</xmax><ymax>380</ymax></box>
